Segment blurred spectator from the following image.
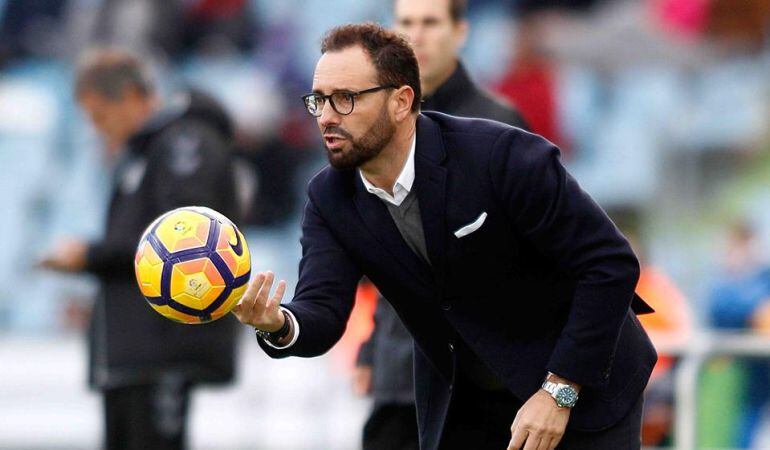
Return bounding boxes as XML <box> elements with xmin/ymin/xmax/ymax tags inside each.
<box><xmin>352</xmin><ymin>2</ymin><xmax>528</xmax><ymax>450</ymax></box>
<box><xmin>705</xmin><ymin>0</ymin><xmax>770</xmax><ymax>53</ymax></box>
<box><xmin>90</xmin><ymin>0</ymin><xmax>258</xmax><ymax>60</ymax></box>
<box><xmin>704</xmin><ymin>221</ymin><xmax>770</xmax><ymax>448</ymax></box>
<box><xmin>90</xmin><ymin>0</ymin><xmax>180</xmax><ymax>58</ymax></box>
<box><xmin>177</xmin><ymin>0</ymin><xmax>259</xmax><ymax>57</ymax></box>
<box><xmin>650</xmin><ymin>0</ymin><xmax>710</xmax><ymax>41</ymax></box>
<box><xmin>39</xmin><ymin>49</ymin><xmax>241</xmax><ymax>450</ymax></box>
<box><xmin>494</xmin><ymin>1</ymin><xmax>580</xmax><ymax>154</ymax></box>
<box><xmin>516</xmin><ymin>0</ymin><xmax>604</xmax><ymax>14</ymax></box>
<box><xmin>710</xmin><ymin>222</ymin><xmax>770</xmax><ymax>329</ymax></box>
<box><xmin>401</xmin><ymin>1</ymin><xmax>526</xmax><ymax>127</ymax></box>
<box><xmin>0</xmin><ymin>0</ymin><xmax>69</xmax><ymax>65</ymax></box>
<box><xmin>621</xmin><ymin>226</ymin><xmax>692</xmax><ymax>447</ymax></box>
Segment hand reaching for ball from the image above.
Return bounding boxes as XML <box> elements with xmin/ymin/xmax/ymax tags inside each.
<box><xmin>232</xmin><ymin>271</ymin><xmax>287</xmax><ymax>332</ymax></box>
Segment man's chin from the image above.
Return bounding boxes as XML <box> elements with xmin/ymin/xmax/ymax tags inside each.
<box><xmin>326</xmin><ymin>148</ymin><xmax>356</xmax><ymax>169</ymax></box>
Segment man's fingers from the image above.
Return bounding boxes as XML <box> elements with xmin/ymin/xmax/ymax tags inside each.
<box><xmin>256</xmin><ymin>271</ymin><xmax>275</xmax><ymax>306</ymax></box>
<box><xmin>522</xmin><ymin>433</ymin><xmax>541</xmax><ymax>450</ymax></box>
<box><xmin>546</xmin><ymin>435</ymin><xmax>561</xmax><ymax>450</ymax></box>
<box><xmin>267</xmin><ymin>280</ymin><xmax>287</xmax><ymax>310</ymax></box>
<box><xmin>243</xmin><ymin>273</ymin><xmax>265</xmax><ymax>308</ymax></box>
<box><xmin>508</xmin><ymin>426</ymin><xmax>527</xmax><ymax>450</ymax></box>
<box><xmin>233</xmin><ymin>272</ymin><xmax>267</xmax><ymax>324</ymax></box>
<box><xmin>230</xmin><ymin>271</ymin><xmax>286</xmax><ymax>330</ymax></box>
<box><xmin>243</xmin><ymin>272</ymin><xmax>264</xmax><ymax>304</ymax></box>
<box><xmin>537</xmin><ymin>435</ymin><xmax>553</xmax><ymax>450</ymax></box>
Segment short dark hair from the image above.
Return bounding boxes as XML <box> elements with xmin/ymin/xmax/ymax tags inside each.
<box><xmin>321</xmin><ymin>22</ymin><xmax>421</xmax><ymax>112</ymax></box>
<box><xmin>392</xmin><ymin>0</ymin><xmax>467</xmax><ymax>22</ymax></box>
<box><xmin>74</xmin><ymin>48</ymin><xmax>153</xmax><ymax>100</ymax></box>
<box><xmin>449</xmin><ymin>0</ymin><xmax>468</xmax><ymax>22</ymax></box>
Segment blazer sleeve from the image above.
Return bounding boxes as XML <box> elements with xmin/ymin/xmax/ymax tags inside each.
<box><xmin>489</xmin><ymin>129</ymin><xmax>641</xmax><ymax>389</ymax></box>
<box><xmin>259</xmin><ymin>192</ymin><xmax>362</xmax><ymax>358</ymax></box>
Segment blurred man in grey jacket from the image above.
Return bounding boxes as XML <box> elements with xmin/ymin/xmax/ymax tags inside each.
<box><xmin>41</xmin><ymin>49</ymin><xmax>240</xmax><ymax>450</ymax></box>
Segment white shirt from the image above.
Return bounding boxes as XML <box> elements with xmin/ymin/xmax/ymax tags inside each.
<box><xmin>261</xmin><ymin>135</ymin><xmax>417</xmax><ymax>350</ymax></box>
<box><xmin>358</xmin><ymin>135</ymin><xmax>416</xmax><ymax>206</ymax></box>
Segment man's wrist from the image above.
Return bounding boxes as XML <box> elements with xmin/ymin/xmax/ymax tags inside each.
<box><xmin>257</xmin><ymin>308</ymin><xmax>299</xmax><ymax>349</ymax></box>
<box><xmin>255</xmin><ymin>310</ymin><xmax>291</xmax><ymax>342</ymax></box>
<box><xmin>545</xmin><ymin>372</ymin><xmax>581</xmax><ymax>393</ymax></box>
<box><xmin>542</xmin><ymin>372</ymin><xmax>581</xmax><ymax>408</ymax></box>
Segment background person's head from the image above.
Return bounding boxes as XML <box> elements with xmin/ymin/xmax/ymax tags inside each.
<box><xmin>724</xmin><ymin>220</ymin><xmax>761</xmax><ymax>274</ymax></box>
<box><xmin>308</xmin><ymin>23</ymin><xmax>420</xmax><ymax>170</ymax></box>
<box><xmin>75</xmin><ymin>49</ymin><xmax>158</xmax><ymax>154</ymax></box>
<box><xmin>393</xmin><ymin>0</ymin><xmax>468</xmax><ymax>97</ymax></box>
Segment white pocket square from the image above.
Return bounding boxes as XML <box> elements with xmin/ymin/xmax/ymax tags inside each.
<box><xmin>454</xmin><ymin>212</ymin><xmax>488</xmax><ymax>238</ymax></box>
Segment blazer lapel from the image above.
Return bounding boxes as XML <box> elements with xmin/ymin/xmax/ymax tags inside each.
<box><xmin>354</xmin><ymin>177</ymin><xmax>433</xmax><ymax>286</ymax></box>
<box><xmin>414</xmin><ymin>114</ymin><xmax>448</xmax><ymax>290</ymax></box>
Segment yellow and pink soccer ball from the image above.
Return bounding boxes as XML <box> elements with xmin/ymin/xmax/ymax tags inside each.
<box><xmin>134</xmin><ymin>206</ymin><xmax>250</xmax><ymax>324</ymax></box>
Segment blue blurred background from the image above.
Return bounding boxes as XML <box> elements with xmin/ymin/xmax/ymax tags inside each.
<box><xmin>1</xmin><ymin>0</ymin><xmax>769</xmax><ymax>448</ymax></box>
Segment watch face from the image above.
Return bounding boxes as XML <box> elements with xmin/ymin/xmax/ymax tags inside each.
<box><xmin>555</xmin><ymin>386</ymin><xmax>578</xmax><ymax>408</ymax></box>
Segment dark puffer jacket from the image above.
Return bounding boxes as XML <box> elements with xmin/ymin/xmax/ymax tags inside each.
<box><xmin>86</xmin><ymin>89</ymin><xmax>240</xmax><ymax>389</ymax></box>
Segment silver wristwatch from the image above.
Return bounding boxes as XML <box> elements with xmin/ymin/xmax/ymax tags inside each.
<box><xmin>541</xmin><ymin>380</ymin><xmax>579</xmax><ymax>408</ymax></box>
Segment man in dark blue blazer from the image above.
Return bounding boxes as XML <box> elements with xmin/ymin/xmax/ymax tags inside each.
<box><xmin>233</xmin><ymin>23</ymin><xmax>657</xmax><ymax>450</ymax></box>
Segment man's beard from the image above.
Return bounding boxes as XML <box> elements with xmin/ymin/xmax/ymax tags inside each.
<box><xmin>325</xmin><ymin>107</ymin><xmax>395</xmax><ymax>170</ymax></box>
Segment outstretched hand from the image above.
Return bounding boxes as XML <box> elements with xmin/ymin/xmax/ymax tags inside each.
<box><xmin>38</xmin><ymin>238</ymin><xmax>88</xmax><ymax>273</ymax></box>
<box><xmin>231</xmin><ymin>271</ymin><xmax>287</xmax><ymax>332</ymax></box>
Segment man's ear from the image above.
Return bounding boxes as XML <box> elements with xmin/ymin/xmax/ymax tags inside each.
<box><xmin>392</xmin><ymin>85</ymin><xmax>416</xmax><ymax>122</ymax></box>
<box><xmin>454</xmin><ymin>19</ymin><xmax>469</xmax><ymax>51</ymax></box>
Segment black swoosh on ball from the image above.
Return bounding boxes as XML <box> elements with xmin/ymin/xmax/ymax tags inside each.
<box><xmin>229</xmin><ymin>227</ymin><xmax>244</xmax><ymax>256</ymax></box>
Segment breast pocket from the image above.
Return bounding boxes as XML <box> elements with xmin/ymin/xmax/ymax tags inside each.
<box><xmin>448</xmin><ymin>212</ymin><xmax>520</xmax><ymax>287</ymax></box>
<box><xmin>453</xmin><ymin>212</ymin><xmax>493</xmax><ymax>254</ymax></box>
<box><xmin>454</xmin><ymin>212</ymin><xmax>487</xmax><ymax>238</ymax></box>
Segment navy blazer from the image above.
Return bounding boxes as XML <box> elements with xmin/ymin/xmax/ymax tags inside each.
<box><xmin>261</xmin><ymin>112</ymin><xmax>657</xmax><ymax>448</ymax></box>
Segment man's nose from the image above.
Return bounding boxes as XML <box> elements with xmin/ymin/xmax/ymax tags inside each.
<box><xmin>409</xmin><ymin>25</ymin><xmax>425</xmax><ymax>46</ymax></box>
<box><xmin>318</xmin><ymin>100</ymin><xmax>341</xmax><ymax>128</ymax></box>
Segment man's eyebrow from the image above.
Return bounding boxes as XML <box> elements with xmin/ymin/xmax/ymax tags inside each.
<box><xmin>312</xmin><ymin>87</ymin><xmax>358</xmax><ymax>94</ymax></box>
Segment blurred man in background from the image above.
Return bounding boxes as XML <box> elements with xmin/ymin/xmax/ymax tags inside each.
<box><xmin>353</xmin><ymin>1</ymin><xmax>528</xmax><ymax>449</ymax></box>
<box><xmin>623</xmin><ymin>225</ymin><xmax>691</xmax><ymax>447</ymax></box>
<box><xmin>399</xmin><ymin>0</ymin><xmax>527</xmax><ymax>126</ymax></box>
<box><xmin>40</xmin><ymin>49</ymin><xmax>240</xmax><ymax>450</ymax></box>
<box><xmin>704</xmin><ymin>221</ymin><xmax>770</xmax><ymax>448</ymax></box>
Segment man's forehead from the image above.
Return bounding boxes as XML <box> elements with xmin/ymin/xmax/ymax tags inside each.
<box><xmin>395</xmin><ymin>0</ymin><xmax>451</xmax><ymax>20</ymax></box>
<box><xmin>312</xmin><ymin>46</ymin><xmax>377</xmax><ymax>92</ymax></box>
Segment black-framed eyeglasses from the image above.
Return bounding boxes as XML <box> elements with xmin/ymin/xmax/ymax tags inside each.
<box><xmin>301</xmin><ymin>85</ymin><xmax>398</xmax><ymax>117</ymax></box>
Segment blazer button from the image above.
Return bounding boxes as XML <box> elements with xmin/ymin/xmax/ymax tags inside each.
<box><xmin>441</xmin><ymin>302</ymin><xmax>451</xmax><ymax>311</ymax></box>
<box><xmin>448</xmin><ymin>343</ymin><xmax>454</xmax><ymax>352</ymax></box>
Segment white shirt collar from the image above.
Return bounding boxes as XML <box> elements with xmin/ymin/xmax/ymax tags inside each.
<box><xmin>359</xmin><ymin>135</ymin><xmax>416</xmax><ymax>206</ymax></box>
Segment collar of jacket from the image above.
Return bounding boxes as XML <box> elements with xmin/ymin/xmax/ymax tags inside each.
<box><xmin>421</xmin><ymin>61</ymin><xmax>478</xmax><ymax>113</ymax></box>
<box><xmin>351</xmin><ymin>112</ymin><xmax>447</xmax><ymax>196</ymax></box>
<box><xmin>351</xmin><ymin>112</ymin><xmax>448</xmax><ymax>289</ymax></box>
<box><xmin>125</xmin><ymin>96</ymin><xmax>189</xmax><ymax>154</ymax></box>
<box><xmin>124</xmin><ymin>88</ymin><xmax>234</xmax><ymax>155</ymax></box>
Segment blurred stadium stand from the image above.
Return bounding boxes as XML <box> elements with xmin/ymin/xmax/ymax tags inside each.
<box><xmin>1</xmin><ymin>0</ymin><xmax>769</xmax><ymax>448</ymax></box>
